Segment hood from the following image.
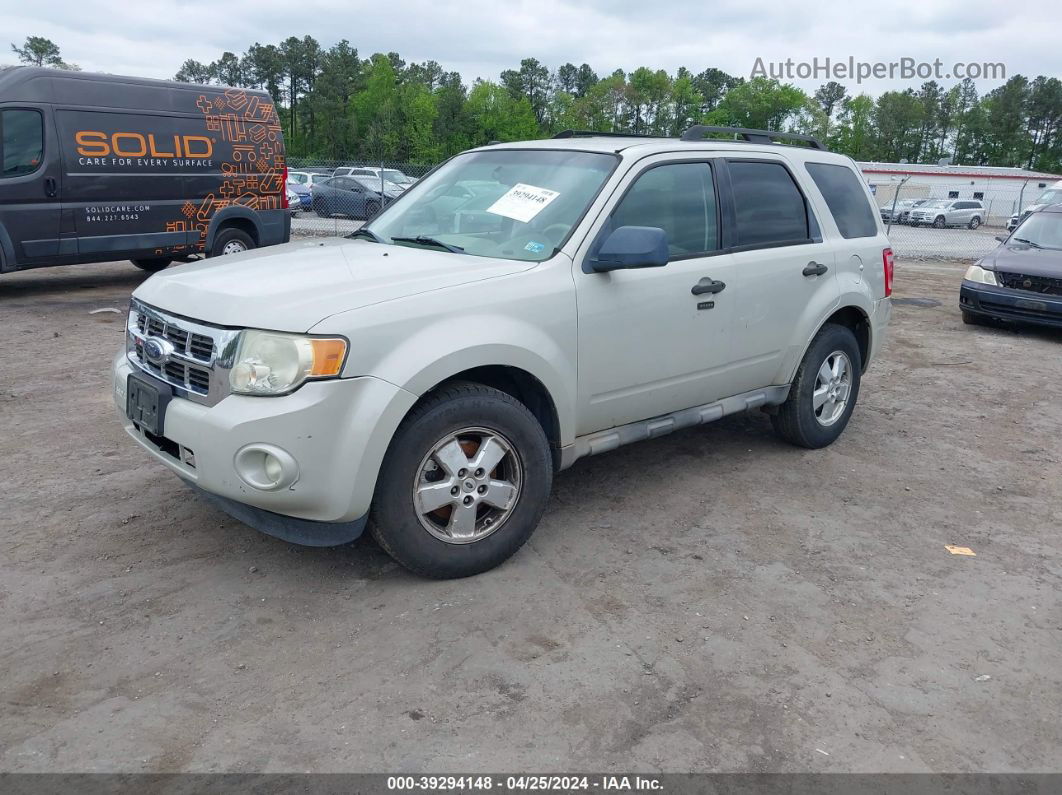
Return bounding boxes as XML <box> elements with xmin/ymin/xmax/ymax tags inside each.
<box><xmin>980</xmin><ymin>243</ymin><xmax>1062</xmax><ymax>278</ymax></box>
<box><xmin>133</xmin><ymin>238</ymin><xmax>533</xmax><ymax>331</ymax></box>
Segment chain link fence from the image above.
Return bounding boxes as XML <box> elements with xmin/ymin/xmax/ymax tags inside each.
<box><xmin>286</xmin><ymin>159</ymin><xmax>432</xmax><ymax>239</ymax></box>
<box><xmin>871</xmin><ymin>177</ymin><xmax>1054</xmax><ymax>262</ymax></box>
<box><xmin>286</xmin><ymin>158</ymin><xmax>1053</xmax><ymax>262</ymax></box>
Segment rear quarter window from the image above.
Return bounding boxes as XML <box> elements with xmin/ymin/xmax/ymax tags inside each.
<box><xmin>805</xmin><ymin>162</ymin><xmax>878</xmax><ymax>239</ymax></box>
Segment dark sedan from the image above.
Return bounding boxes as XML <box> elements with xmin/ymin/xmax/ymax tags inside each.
<box><xmin>311</xmin><ymin>176</ymin><xmax>393</xmax><ymax>220</ymax></box>
<box><xmin>960</xmin><ymin>204</ymin><xmax>1062</xmax><ymax>329</ymax></box>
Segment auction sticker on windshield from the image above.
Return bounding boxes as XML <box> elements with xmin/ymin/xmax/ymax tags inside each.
<box><xmin>486</xmin><ymin>183</ymin><xmax>560</xmax><ymax>223</ymax></box>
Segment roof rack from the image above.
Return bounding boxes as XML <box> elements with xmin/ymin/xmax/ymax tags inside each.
<box><xmin>552</xmin><ymin>129</ymin><xmax>658</xmax><ymax>139</ymax></box>
<box><xmin>681</xmin><ymin>125</ymin><xmax>826</xmax><ymax>150</ymax></box>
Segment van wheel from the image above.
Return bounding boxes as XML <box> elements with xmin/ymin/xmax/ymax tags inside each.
<box><xmin>771</xmin><ymin>323</ymin><xmax>862</xmax><ymax>449</ymax></box>
<box><xmin>968</xmin><ymin>216</ymin><xmax>981</xmax><ymax>229</ymax></box>
<box><xmin>209</xmin><ymin>228</ymin><xmax>255</xmax><ymax>258</ymax></box>
<box><xmin>933</xmin><ymin>215</ymin><xmax>947</xmax><ymax>229</ymax></box>
<box><xmin>369</xmin><ymin>381</ymin><xmax>552</xmax><ymax>579</ymax></box>
<box><xmin>131</xmin><ymin>257</ymin><xmax>172</xmax><ymax>272</ymax></box>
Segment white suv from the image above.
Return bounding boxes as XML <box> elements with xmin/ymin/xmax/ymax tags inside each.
<box><xmin>113</xmin><ymin>126</ymin><xmax>893</xmax><ymax>578</ymax></box>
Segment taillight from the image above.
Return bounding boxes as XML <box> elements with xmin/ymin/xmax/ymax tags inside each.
<box><xmin>281</xmin><ymin>167</ymin><xmax>289</xmax><ymax>209</ymax></box>
<box><xmin>882</xmin><ymin>247</ymin><xmax>894</xmax><ymax>297</ymax></box>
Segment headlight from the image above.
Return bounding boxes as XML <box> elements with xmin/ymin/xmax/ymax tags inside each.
<box><xmin>964</xmin><ymin>265</ymin><xmax>998</xmax><ymax>286</ymax></box>
<box><xmin>229</xmin><ymin>330</ymin><xmax>347</xmax><ymax>395</ymax></box>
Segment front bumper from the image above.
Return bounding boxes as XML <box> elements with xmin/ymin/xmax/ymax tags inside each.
<box><xmin>113</xmin><ymin>352</ymin><xmax>418</xmax><ymax>540</ymax></box>
<box><xmin>960</xmin><ymin>280</ymin><xmax>1062</xmax><ymax>328</ymax></box>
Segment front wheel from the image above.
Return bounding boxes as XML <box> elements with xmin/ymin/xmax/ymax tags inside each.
<box><xmin>369</xmin><ymin>381</ymin><xmax>553</xmax><ymax>579</ymax></box>
<box><xmin>365</xmin><ymin>200</ymin><xmax>381</xmax><ymax>220</ymax></box>
<box><xmin>209</xmin><ymin>227</ymin><xmax>255</xmax><ymax>258</ymax></box>
<box><xmin>933</xmin><ymin>215</ymin><xmax>947</xmax><ymax>229</ymax></box>
<box><xmin>771</xmin><ymin>323</ymin><xmax>862</xmax><ymax>449</ymax></box>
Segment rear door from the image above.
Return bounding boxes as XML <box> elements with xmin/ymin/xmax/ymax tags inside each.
<box><xmin>0</xmin><ymin>105</ymin><xmax>61</xmax><ymax>266</ymax></box>
<box><xmin>719</xmin><ymin>156</ymin><xmax>840</xmax><ymax>394</ymax></box>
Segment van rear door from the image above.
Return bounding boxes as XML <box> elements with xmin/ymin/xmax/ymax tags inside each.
<box><xmin>0</xmin><ymin>105</ymin><xmax>62</xmax><ymax>267</ymax></box>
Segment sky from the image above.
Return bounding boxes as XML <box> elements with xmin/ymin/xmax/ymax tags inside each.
<box><xmin>4</xmin><ymin>0</ymin><xmax>1061</xmax><ymax>97</ymax></box>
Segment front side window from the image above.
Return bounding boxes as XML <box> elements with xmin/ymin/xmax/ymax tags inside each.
<box><xmin>366</xmin><ymin>148</ymin><xmax>618</xmax><ymax>262</ymax></box>
<box><xmin>805</xmin><ymin>162</ymin><xmax>878</xmax><ymax>239</ymax></box>
<box><xmin>609</xmin><ymin>162</ymin><xmax>719</xmax><ymax>257</ymax></box>
<box><xmin>729</xmin><ymin>160</ymin><xmax>810</xmax><ymax>247</ymax></box>
<box><xmin>1</xmin><ymin>109</ymin><xmax>43</xmax><ymax>179</ymax></box>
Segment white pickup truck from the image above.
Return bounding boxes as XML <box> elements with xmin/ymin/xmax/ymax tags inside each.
<box><xmin>113</xmin><ymin>126</ymin><xmax>892</xmax><ymax>578</ymax></box>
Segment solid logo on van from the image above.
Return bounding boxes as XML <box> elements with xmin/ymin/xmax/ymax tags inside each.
<box><xmin>75</xmin><ymin>131</ymin><xmax>213</xmax><ymax>159</ymax></box>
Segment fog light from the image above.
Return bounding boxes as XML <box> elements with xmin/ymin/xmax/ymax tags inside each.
<box><xmin>233</xmin><ymin>444</ymin><xmax>299</xmax><ymax>491</ymax></box>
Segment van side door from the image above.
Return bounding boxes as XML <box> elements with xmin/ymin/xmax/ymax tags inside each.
<box><xmin>0</xmin><ymin>105</ymin><xmax>61</xmax><ymax>267</ymax></box>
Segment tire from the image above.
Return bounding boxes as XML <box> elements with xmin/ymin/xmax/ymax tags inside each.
<box><xmin>365</xmin><ymin>200</ymin><xmax>381</xmax><ymax>220</ymax></box>
<box><xmin>962</xmin><ymin>310</ymin><xmax>993</xmax><ymax>327</ymax></box>
<box><xmin>314</xmin><ymin>201</ymin><xmax>332</xmax><ymax>218</ymax></box>
<box><xmin>968</xmin><ymin>216</ymin><xmax>981</xmax><ymax>229</ymax></box>
<box><xmin>209</xmin><ymin>227</ymin><xmax>255</xmax><ymax>258</ymax></box>
<box><xmin>771</xmin><ymin>323</ymin><xmax>862</xmax><ymax>449</ymax></box>
<box><xmin>131</xmin><ymin>257</ymin><xmax>172</xmax><ymax>272</ymax></box>
<box><xmin>933</xmin><ymin>215</ymin><xmax>946</xmax><ymax>229</ymax></box>
<box><xmin>369</xmin><ymin>381</ymin><xmax>553</xmax><ymax>579</ymax></box>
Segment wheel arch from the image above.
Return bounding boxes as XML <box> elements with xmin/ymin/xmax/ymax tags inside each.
<box><xmin>419</xmin><ymin>365</ymin><xmax>563</xmax><ymax>471</ymax></box>
<box><xmin>812</xmin><ymin>304</ymin><xmax>872</xmax><ymax>373</ymax></box>
<box><xmin>206</xmin><ymin>207</ymin><xmax>262</xmax><ymax>253</ymax></box>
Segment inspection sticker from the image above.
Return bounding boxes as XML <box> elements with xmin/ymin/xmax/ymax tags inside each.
<box><xmin>486</xmin><ymin>183</ymin><xmax>560</xmax><ymax>223</ymax></box>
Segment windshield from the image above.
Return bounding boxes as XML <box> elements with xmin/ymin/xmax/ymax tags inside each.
<box><xmin>364</xmin><ymin>148</ymin><xmax>618</xmax><ymax>262</ymax></box>
<box><xmin>1033</xmin><ymin>188</ymin><xmax>1062</xmax><ymax>206</ymax></box>
<box><xmin>1011</xmin><ymin>212</ymin><xmax>1062</xmax><ymax>249</ymax></box>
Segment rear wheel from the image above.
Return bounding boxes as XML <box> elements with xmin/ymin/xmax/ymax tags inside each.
<box><xmin>209</xmin><ymin>227</ymin><xmax>255</xmax><ymax>258</ymax></box>
<box><xmin>369</xmin><ymin>381</ymin><xmax>552</xmax><ymax>579</ymax></box>
<box><xmin>131</xmin><ymin>257</ymin><xmax>172</xmax><ymax>272</ymax></box>
<box><xmin>771</xmin><ymin>323</ymin><xmax>862</xmax><ymax>449</ymax></box>
<box><xmin>968</xmin><ymin>216</ymin><xmax>982</xmax><ymax>229</ymax></box>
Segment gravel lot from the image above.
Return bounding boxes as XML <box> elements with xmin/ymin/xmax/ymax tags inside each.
<box><xmin>1</xmin><ymin>258</ymin><xmax>1060</xmax><ymax>773</ymax></box>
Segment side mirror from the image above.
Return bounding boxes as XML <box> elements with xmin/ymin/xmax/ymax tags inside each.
<box><xmin>590</xmin><ymin>226</ymin><xmax>669</xmax><ymax>272</ymax></box>
<box><xmin>995</xmin><ymin>235</ymin><xmax>1008</xmax><ymax>242</ymax></box>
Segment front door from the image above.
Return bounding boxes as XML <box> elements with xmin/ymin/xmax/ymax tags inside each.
<box><xmin>0</xmin><ymin>105</ymin><xmax>61</xmax><ymax>267</ymax></box>
<box><xmin>575</xmin><ymin>158</ymin><xmax>742</xmax><ymax>436</ymax></box>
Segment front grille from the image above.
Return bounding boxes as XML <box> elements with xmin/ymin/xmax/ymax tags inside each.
<box><xmin>127</xmin><ymin>300</ymin><xmax>239</xmax><ymax>405</ymax></box>
<box><xmin>997</xmin><ymin>272</ymin><xmax>1062</xmax><ymax>297</ymax></box>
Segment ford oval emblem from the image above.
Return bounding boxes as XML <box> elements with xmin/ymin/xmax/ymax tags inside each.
<box><xmin>143</xmin><ymin>336</ymin><xmax>174</xmax><ymax>365</ymax></box>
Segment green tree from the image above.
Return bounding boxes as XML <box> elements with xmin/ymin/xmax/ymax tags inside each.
<box><xmin>11</xmin><ymin>36</ymin><xmax>76</xmax><ymax>70</ymax></box>
<box><xmin>706</xmin><ymin>77</ymin><xmax>807</xmax><ymax>130</ymax></box>
<box><xmin>465</xmin><ymin>81</ymin><xmax>539</xmax><ymax>144</ymax></box>
<box><xmin>814</xmin><ymin>81</ymin><xmax>847</xmax><ymax>137</ymax></box>
<box><xmin>175</xmin><ymin>59</ymin><xmax>211</xmax><ymax>84</ymax></box>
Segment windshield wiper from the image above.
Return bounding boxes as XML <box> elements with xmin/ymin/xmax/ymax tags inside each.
<box><xmin>346</xmin><ymin>227</ymin><xmax>384</xmax><ymax>243</ymax></box>
<box><xmin>1012</xmin><ymin>237</ymin><xmax>1043</xmax><ymax>249</ymax></box>
<box><xmin>390</xmin><ymin>236</ymin><xmax>465</xmax><ymax>253</ymax></box>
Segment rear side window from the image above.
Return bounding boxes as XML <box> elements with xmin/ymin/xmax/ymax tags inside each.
<box><xmin>806</xmin><ymin>162</ymin><xmax>878</xmax><ymax>239</ymax></box>
<box><xmin>1</xmin><ymin>109</ymin><xmax>43</xmax><ymax>178</ymax></box>
<box><xmin>728</xmin><ymin>161</ymin><xmax>810</xmax><ymax>247</ymax></box>
<box><xmin>610</xmin><ymin>162</ymin><xmax>719</xmax><ymax>257</ymax></box>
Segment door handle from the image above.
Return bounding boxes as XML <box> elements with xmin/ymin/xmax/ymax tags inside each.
<box><xmin>44</xmin><ymin>177</ymin><xmax>57</xmax><ymax>198</ymax></box>
<box><xmin>802</xmin><ymin>261</ymin><xmax>829</xmax><ymax>277</ymax></box>
<box><xmin>691</xmin><ymin>277</ymin><xmax>726</xmax><ymax>296</ymax></box>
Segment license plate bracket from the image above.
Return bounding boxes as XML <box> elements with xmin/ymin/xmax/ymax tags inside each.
<box><xmin>127</xmin><ymin>373</ymin><xmax>171</xmax><ymax>436</ymax></box>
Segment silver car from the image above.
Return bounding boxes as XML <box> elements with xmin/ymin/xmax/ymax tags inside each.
<box><xmin>909</xmin><ymin>199</ymin><xmax>985</xmax><ymax>229</ymax></box>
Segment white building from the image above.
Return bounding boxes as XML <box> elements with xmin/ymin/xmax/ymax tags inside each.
<box><xmin>858</xmin><ymin>162</ymin><xmax>1062</xmax><ymax>225</ymax></box>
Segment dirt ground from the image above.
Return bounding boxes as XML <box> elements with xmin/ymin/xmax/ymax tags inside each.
<box><xmin>1</xmin><ymin>259</ymin><xmax>1060</xmax><ymax>774</ymax></box>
